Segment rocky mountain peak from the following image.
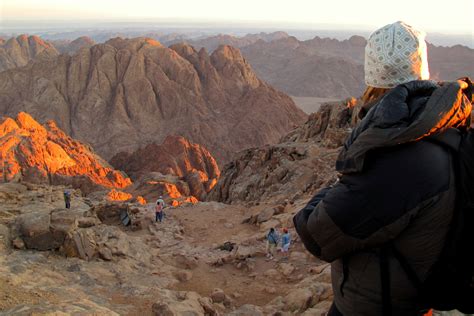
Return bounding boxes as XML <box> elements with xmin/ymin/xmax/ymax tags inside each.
<box><xmin>347</xmin><ymin>35</ymin><xmax>367</xmax><ymax>46</ymax></box>
<box><xmin>0</xmin><ymin>112</ymin><xmax>131</xmax><ymax>193</ymax></box>
<box><xmin>16</xmin><ymin>112</ymin><xmax>47</xmax><ymax>134</ymax></box>
<box><xmin>110</xmin><ymin>135</ymin><xmax>220</xmax><ymax>202</ymax></box>
<box><xmin>210</xmin><ymin>45</ymin><xmax>260</xmax><ymax>89</ymax></box>
<box><xmin>70</xmin><ymin>36</ymin><xmax>95</xmax><ymax>46</ymax></box>
<box><xmin>0</xmin><ymin>38</ymin><xmax>306</xmax><ymax>163</ymax></box>
<box><xmin>105</xmin><ymin>36</ymin><xmax>163</xmax><ymax>51</ymax></box>
<box><xmin>0</xmin><ymin>34</ymin><xmax>59</xmax><ymax>72</ymax></box>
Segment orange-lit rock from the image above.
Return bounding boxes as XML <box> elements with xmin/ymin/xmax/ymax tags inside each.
<box><xmin>107</xmin><ymin>189</ymin><xmax>133</xmax><ymax>202</ymax></box>
<box><xmin>184</xmin><ymin>196</ymin><xmax>199</xmax><ymax>204</ymax></box>
<box><xmin>111</xmin><ymin>135</ymin><xmax>220</xmax><ymax>201</ymax></box>
<box><xmin>0</xmin><ymin>112</ymin><xmax>131</xmax><ymax>193</ymax></box>
<box><xmin>135</xmin><ymin>196</ymin><xmax>146</xmax><ymax>205</ymax></box>
<box><xmin>168</xmin><ymin>196</ymin><xmax>198</xmax><ymax>208</ymax></box>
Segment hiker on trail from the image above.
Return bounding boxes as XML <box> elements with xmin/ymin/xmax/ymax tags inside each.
<box><xmin>266</xmin><ymin>227</ymin><xmax>280</xmax><ymax>260</ymax></box>
<box><xmin>64</xmin><ymin>190</ymin><xmax>71</xmax><ymax>209</ymax></box>
<box><xmin>155</xmin><ymin>196</ymin><xmax>165</xmax><ymax>223</ymax></box>
<box><xmin>293</xmin><ymin>21</ymin><xmax>473</xmax><ymax>316</ymax></box>
<box><xmin>280</xmin><ymin>228</ymin><xmax>291</xmax><ymax>258</ymax></box>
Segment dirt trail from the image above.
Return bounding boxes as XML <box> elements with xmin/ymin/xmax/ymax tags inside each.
<box><xmin>168</xmin><ymin>201</ymin><xmax>321</xmax><ymax>308</ymax></box>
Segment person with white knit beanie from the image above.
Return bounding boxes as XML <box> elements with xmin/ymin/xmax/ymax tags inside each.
<box><xmin>294</xmin><ymin>20</ymin><xmax>474</xmax><ymax>316</ymax></box>
<box><xmin>365</xmin><ymin>21</ymin><xmax>430</xmax><ymax>89</ymax></box>
<box><xmin>360</xmin><ymin>21</ymin><xmax>432</xmax><ymax>110</ymax></box>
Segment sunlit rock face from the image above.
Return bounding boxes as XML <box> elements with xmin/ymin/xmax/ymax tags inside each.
<box><xmin>0</xmin><ymin>112</ymin><xmax>131</xmax><ymax>193</ymax></box>
<box><xmin>208</xmin><ymin>98</ymin><xmax>360</xmax><ymax>205</ymax></box>
<box><xmin>106</xmin><ymin>189</ymin><xmax>133</xmax><ymax>202</ymax></box>
<box><xmin>110</xmin><ymin>135</ymin><xmax>220</xmax><ymax>202</ymax></box>
<box><xmin>0</xmin><ymin>35</ymin><xmax>59</xmax><ymax>72</ymax></box>
<box><xmin>0</xmin><ymin>37</ymin><xmax>307</xmax><ymax>163</ymax></box>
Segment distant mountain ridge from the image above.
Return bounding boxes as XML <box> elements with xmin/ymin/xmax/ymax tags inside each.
<box><xmin>3</xmin><ymin>33</ymin><xmax>472</xmax><ymax>99</ymax></box>
<box><xmin>50</xmin><ymin>36</ymin><xmax>96</xmax><ymax>54</ymax></box>
<box><xmin>0</xmin><ymin>37</ymin><xmax>307</xmax><ymax>164</ymax></box>
<box><xmin>0</xmin><ymin>35</ymin><xmax>59</xmax><ymax>72</ymax></box>
<box><xmin>191</xmin><ymin>34</ymin><xmax>474</xmax><ymax>98</ymax></box>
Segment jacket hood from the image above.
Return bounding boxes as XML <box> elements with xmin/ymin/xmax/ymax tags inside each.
<box><xmin>336</xmin><ymin>79</ymin><xmax>473</xmax><ymax>173</ymax></box>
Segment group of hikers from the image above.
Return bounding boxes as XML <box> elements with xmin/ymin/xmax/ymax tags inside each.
<box><xmin>265</xmin><ymin>227</ymin><xmax>292</xmax><ymax>260</ymax></box>
<box><xmin>294</xmin><ymin>21</ymin><xmax>474</xmax><ymax>316</ymax></box>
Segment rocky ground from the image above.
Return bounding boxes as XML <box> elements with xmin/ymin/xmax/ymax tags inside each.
<box><xmin>0</xmin><ymin>181</ymin><xmax>333</xmax><ymax>315</ymax></box>
<box><xmin>0</xmin><ymin>99</ymin><xmax>362</xmax><ymax>315</ymax></box>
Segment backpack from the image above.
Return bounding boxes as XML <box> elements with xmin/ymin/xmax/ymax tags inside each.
<box><xmin>380</xmin><ymin>78</ymin><xmax>474</xmax><ymax>315</ymax></box>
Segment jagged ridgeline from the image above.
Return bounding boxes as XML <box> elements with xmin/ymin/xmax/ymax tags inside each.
<box><xmin>0</xmin><ymin>35</ymin><xmax>59</xmax><ymax>72</ymax></box>
<box><xmin>0</xmin><ymin>37</ymin><xmax>307</xmax><ymax>164</ymax></box>
<box><xmin>208</xmin><ymin>98</ymin><xmax>360</xmax><ymax>204</ymax></box>
<box><xmin>0</xmin><ymin>112</ymin><xmax>131</xmax><ymax>193</ymax></box>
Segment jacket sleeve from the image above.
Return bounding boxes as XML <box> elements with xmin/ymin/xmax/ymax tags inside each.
<box><xmin>293</xmin><ymin>164</ymin><xmax>431</xmax><ymax>262</ymax></box>
<box><xmin>293</xmin><ymin>186</ymin><xmax>332</xmax><ymax>257</ymax></box>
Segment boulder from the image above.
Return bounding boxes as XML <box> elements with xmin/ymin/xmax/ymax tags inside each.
<box><xmin>263</xmin><ymin>269</ymin><xmax>280</xmax><ymax>278</ymax></box>
<box><xmin>93</xmin><ymin>204</ymin><xmax>129</xmax><ymax>225</ymax></box>
<box><xmin>50</xmin><ymin>209</ymin><xmax>81</xmax><ymax>242</ymax></box>
<box><xmin>259</xmin><ymin>219</ymin><xmax>281</xmax><ymax>232</ymax></box>
<box><xmin>227</xmin><ymin>304</ymin><xmax>263</xmax><ymax>316</ymax></box>
<box><xmin>173</xmin><ymin>253</ymin><xmax>199</xmax><ymax>270</ymax></box>
<box><xmin>18</xmin><ymin>212</ymin><xmax>58</xmax><ymax>251</ymax></box>
<box><xmin>284</xmin><ymin>288</ymin><xmax>314</xmax><ymax>312</ymax></box>
<box><xmin>301</xmin><ymin>300</ymin><xmax>332</xmax><ymax>316</ymax></box>
<box><xmin>61</xmin><ymin>228</ymin><xmax>98</xmax><ymax>260</ymax></box>
<box><xmin>197</xmin><ymin>297</ymin><xmax>219</xmax><ymax>316</ymax></box>
<box><xmin>174</xmin><ymin>270</ymin><xmax>193</xmax><ymax>282</ymax></box>
<box><xmin>12</xmin><ymin>237</ymin><xmax>25</xmax><ymax>250</ymax></box>
<box><xmin>256</xmin><ymin>208</ymin><xmax>275</xmax><ymax>223</ymax></box>
<box><xmin>278</xmin><ymin>263</ymin><xmax>296</xmax><ymax>277</ymax></box>
<box><xmin>210</xmin><ymin>288</ymin><xmax>226</xmax><ymax>304</ymax></box>
<box><xmin>98</xmin><ymin>247</ymin><xmax>113</xmax><ymax>261</ymax></box>
<box><xmin>151</xmin><ymin>290</ymin><xmax>205</xmax><ymax>316</ymax></box>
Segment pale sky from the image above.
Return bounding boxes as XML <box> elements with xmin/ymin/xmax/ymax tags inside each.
<box><xmin>1</xmin><ymin>0</ymin><xmax>473</xmax><ymax>34</ymax></box>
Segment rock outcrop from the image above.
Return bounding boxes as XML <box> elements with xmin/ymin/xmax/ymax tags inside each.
<box><xmin>0</xmin><ymin>112</ymin><xmax>131</xmax><ymax>193</ymax></box>
<box><xmin>0</xmin><ymin>37</ymin><xmax>307</xmax><ymax>163</ymax></box>
<box><xmin>110</xmin><ymin>135</ymin><xmax>220</xmax><ymax>201</ymax></box>
<box><xmin>0</xmin><ymin>35</ymin><xmax>59</xmax><ymax>72</ymax></box>
<box><xmin>208</xmin><ymin>98</ymin><xmax>359</xmax><ymax>204</ymax></box>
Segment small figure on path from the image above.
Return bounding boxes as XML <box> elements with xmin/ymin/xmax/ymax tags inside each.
<box><xmin>280</xmin><ymin>228</ymin><xmax>291</xmax><ymax>259</ymax></box>
<box><xmin>155</xmin><ymin>196</ymin><xmax>165</xmax><ymax>223</ymax></box>
<box><xmin>64</xmin><ymin>190</ymin><xmax>71</xmax><ymax>209</ymax></box>
<box><xmin>266</xmin><ymin>227</ymin><xmax>280</xmax><ymax>260</ymax></box>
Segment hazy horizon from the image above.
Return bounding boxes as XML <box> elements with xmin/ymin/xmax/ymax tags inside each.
<box><xmin>2</xmin><ymin>0</ymin><xmax>473</xmax><ymax>35</ymax></box>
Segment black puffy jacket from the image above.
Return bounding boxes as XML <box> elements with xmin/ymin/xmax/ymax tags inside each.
<box><xmin>294</xmin><ymin>80</ymin><xmax>472</xmax><ymax>316</ymax></box>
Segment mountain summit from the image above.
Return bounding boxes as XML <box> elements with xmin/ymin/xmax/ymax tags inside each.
<box><xmin>0</xmin><ymin>112</ymin><xmax>131</xmax><ymax>193</ymax></box>
<box><xmin>0</xmin><ymin>35</ymin><xmax>59</xmax><ymax>72</ymax></box>
<box><xmin>0</xmin><ymin>38</ymin><xmax>307</xmax><ymax>162</ymax></box>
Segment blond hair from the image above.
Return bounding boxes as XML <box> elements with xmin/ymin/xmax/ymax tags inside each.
<box><xmin>361</xmin><ymin>86</ymin><xmax>390</xmax><ymax>105</ymax></box>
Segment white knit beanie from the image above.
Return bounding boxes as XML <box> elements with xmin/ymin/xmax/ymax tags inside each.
<box><xmin>365</xmin><ymin>21</ymin><xmax>430</xmax><ymax>88</ymax></box>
